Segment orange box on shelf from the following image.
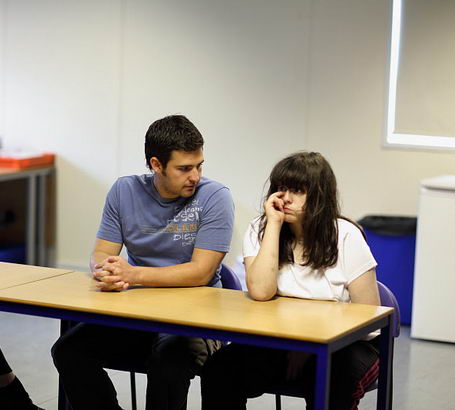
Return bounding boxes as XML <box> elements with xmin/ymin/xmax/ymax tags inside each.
<box><xmin>0</xmin><ymin>153</ymin><xmax>55</xmax><ymax>170</ymax></box>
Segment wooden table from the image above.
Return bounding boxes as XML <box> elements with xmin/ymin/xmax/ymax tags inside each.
<box><xmin>0</xmin><ymin>261</ymin><xmax>72</xmax><ymax>290</ymax></box>
<box><xmin>0</xmin><ymin>265</ymin><xmax>394</xmax><ymax>410</ymax></box>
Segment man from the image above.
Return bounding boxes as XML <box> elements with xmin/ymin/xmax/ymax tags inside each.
<box><xmin>52</xmin><ymin>115</ymin><xmax>235</xmax><ymax>410</ymax></box>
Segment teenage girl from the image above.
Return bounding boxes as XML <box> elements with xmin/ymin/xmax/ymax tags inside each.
<box><xmin>201</xmin><ymin>152</ymin><xmax>380</xmax><ymax>410</ymax></box>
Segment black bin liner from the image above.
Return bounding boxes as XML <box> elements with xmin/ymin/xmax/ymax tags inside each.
<box><xmin>358</xmin><ymin>215</ymin><xmax>417</xmax><ymax>236</ymax></box>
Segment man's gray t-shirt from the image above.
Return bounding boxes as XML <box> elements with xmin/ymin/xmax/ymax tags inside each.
<box><xmin>97</xmin><ymin>174</ymin><xmax>235</xmax><ymax>287</ymax></box>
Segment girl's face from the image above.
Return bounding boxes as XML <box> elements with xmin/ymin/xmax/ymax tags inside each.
<box><xmin>277</xmin><ymin>186</ymin><xmax>307</xmax><ymax>224</ymax></box>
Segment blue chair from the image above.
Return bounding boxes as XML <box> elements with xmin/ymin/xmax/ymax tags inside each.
<box><xmin>125</xmin><ymin>263</ymin><xmax>242</xmax><ymax>410</ymax></box>
<box><xmin>271</xmin><ymin>281</ymin><xmax>401</xmax><ymax>410</ymax></box>
<box><xmin>376</xmin><ymin>281</ymin><xmax>401</xmax><ymax>338</ymax></box>
<box><xmin>220</xmin><ymin>263</ymin><xmax>243</xmax><ymax>290</ymax></box>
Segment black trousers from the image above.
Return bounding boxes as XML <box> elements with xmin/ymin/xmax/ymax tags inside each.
<box><xmin>52</xmin><ymin>323</ymin><xmax>222</xmax><ymax>410</ymax></box>
<box><xmin>201</xmin><ymin>338</ymin><xmax>379</xmax><ymax>410</ymax></box>
<box><xmin>0</xmin><ymin>347</ymin><xmax>13</xmax><ymax>375</ymax></box>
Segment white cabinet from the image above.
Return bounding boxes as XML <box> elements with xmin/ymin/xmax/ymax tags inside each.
<box><xmin>411</xmin><ymin>175</ymin><xmax>455</xmax><ymax>342</ymax></box>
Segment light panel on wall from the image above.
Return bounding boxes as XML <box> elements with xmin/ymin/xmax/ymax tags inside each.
<box><xmin>385</xmin><ymin>0</ymin><xmax>455</xmax><ymax>150</ymax></box>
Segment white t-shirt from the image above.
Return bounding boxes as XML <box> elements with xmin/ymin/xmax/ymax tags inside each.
<box><xmin>243</xmin><ymin>218</ymin><xmax>377</xmax><ymax>302</ymax></box>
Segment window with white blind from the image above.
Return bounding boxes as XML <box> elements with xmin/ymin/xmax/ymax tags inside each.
<box><xmin>385</xmin><ymin>0</ymin><xmax>455</xmax><ymax>150</ymax></box>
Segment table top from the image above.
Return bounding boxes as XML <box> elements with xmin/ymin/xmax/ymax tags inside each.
<box><xmin>0</xmin><ymin>262</ymin><xmax>73</xmax><ymax>290</ymax></box>
<box><xmin>0</xmin><ymin>269</ymin><xmax>392</xmax><ymax>343</ymax></box>
<box><xmin>0</xmin><ymin>165</ymin><xmax>55</xmax><ymax>180</ymax></box>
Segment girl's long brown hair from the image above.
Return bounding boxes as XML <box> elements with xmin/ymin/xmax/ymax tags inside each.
<box><xmin>258</xmin><ymin>152</ymin><xmax>341</xmax><ymax>270</ymax></box>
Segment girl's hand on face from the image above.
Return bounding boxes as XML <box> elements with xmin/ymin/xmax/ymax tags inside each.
<box><xmin>264</xmin><ymin>192</ymin><xmax>286</xmax><ymax>224</ymax></box>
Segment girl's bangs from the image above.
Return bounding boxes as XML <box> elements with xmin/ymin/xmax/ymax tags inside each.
<box><xmin>269</xmin><ymin>163</ymin><xmax>308</xmax><ymax>193</ymax></box>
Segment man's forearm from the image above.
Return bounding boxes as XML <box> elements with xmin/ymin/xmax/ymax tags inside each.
<box><xmin>90</xmin><ymin>251</ymin><xmax>111</xmax><ymax>273</ymax></box>
<box><xmin>132</xmin><ymin>261</ymin><xmax>213</xmax><ymax>287</ymax></box>
<box><xmin>90</xmin><ymin>238</ymin><xmax>123</xmax><ymax>274</ymax></box>
<box><xmin>92</xmin><ymin>247</ymin><xmax>224</xmax><ymax>289</ymax></box>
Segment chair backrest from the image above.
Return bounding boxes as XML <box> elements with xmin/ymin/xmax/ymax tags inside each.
<box><xmin>377</xmin><ymin>281</ymin><xmax>401</xmax><ymax>338</ymax></box>
<box><xmin>220</xmin><ymin>264</ymin><xmax>243</xmax><ymax>290</ymax></box>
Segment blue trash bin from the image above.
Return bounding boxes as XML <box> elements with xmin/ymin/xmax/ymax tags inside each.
<box><xmin>358</xmin><ymin>216</ymin><xmax>417</xmax><ymax>325</ymax></box>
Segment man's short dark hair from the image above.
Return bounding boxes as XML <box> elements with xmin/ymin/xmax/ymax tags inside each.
<box><xmin>145</xmin><ymin>115</ymin><xmax>204</xmax><ymax>169</ymax></box>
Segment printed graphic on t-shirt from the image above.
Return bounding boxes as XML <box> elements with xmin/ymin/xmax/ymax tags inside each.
<box><xmin>169</xmin><ymin>199</ymin><xmax>202</xmax><ymax>246</ymax></box>
<box><xmin>139</xmin><ymin>199</ymin><xmax>203</xmax><ymax>247</ymax></box>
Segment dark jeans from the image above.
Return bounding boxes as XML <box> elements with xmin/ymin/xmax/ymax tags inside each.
<box><xmin>52</xmin><ymin>323</ymin><xmax>222</xmax><ymax>410</ymax></box>
<box><xmin>0</xmin><ymin>347</ymin><xmax>13</xmax><ymax>375</ymax></box>
<box><xmin>201</xmin><ymin>338</ymin><xmax>379</xmax><ymax>410</ymax></box>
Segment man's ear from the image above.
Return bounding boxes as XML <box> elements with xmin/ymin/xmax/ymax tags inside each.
<box><xmin>150</xmin><ymin>157</ymin><xmax>163</xmax><ymax>173</ymax></box>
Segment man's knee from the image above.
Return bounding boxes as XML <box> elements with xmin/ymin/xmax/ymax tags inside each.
<box><xmin>51</xmin><ymin>325</ymin><xmax>91</xmax><ymax>370</ymax></box>
<box><xmin>51</xmin><ymin>334</ymin><xmax>78</xmax><ymax>371</ymax></box>
<box><xmin>150</xmin><ymin>335</ymin><xmax>217</xmax><ymax>380</ymax></box>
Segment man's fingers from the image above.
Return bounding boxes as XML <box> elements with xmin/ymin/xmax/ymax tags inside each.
<box><xmin>93</xmin><ymin>270</ymin><xmax>107</xmax><ymax>280</ymax></box>
<box><xmin>95</xmin><ymin>255</ymin><xmax>120</xmax><ymax>270</ymax></box>
<box><xmin>93</xmin><ymin>269</ymin><xmax>113</xmax><ymax>279</ymax></box>
<box><xmin>93</xmin><ymin>271</ymin><xmax>121</xmax><ymax>283</ymax></box>
<box><xmin>103</xmin><ymin>275</ymin><xmax>122</xmax><ymax>283</ymax></box>
<box><xmin>95</xmin><ymin>281</ymin><xmax>125</xmax><ymax>292</ymax></box>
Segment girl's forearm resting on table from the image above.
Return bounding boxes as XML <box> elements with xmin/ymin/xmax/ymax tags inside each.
<box><xmin>246</xmin><ymin>221</ymin><xmax>282</xmax><ymax>301</ymax></box>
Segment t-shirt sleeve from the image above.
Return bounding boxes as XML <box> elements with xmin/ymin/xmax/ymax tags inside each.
<box><xmin>341</xmin><ymin>223</ymin><xmax>377</xmax><ymax>284</ymax></box>
<box><xmin>194</xmin><ymin>187</ymin><xmax>234</xmax><ymax>252</ymax></box>
<box><xmin>96</xmin><ymin>180</ymin><xmax>123</xmax><ymax>244</ymax></box>
<box><xmin>242</xmin><ymin>219</ymin><xmax>261</xmax><ymax>258</ymax></box>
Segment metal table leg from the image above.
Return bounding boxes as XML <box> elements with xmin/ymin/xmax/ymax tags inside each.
<box><xmin>26</xmin><ymin>175</ymin><xmax>37</xmax><ymax>265</ymax></box>
<box><xmin>37</xmin><ymin>174</ymin><xmax>47</xmax><ymax>266</ymax></box>
<box><xmin>314</xmin><ymin>346</ymin><xmax>331</xmax><ymax>410</ymax></box>
<box><xmin>377</xmin><ymin>315</ymin><xmax>393</xmax><ymax>410</ymax></box>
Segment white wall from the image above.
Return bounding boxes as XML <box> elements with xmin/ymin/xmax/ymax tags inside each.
<box><xmin>2</xmin><ymin>0</ymin><xmax>453</xmax><ymax>271</ymax></box>
<box><xmin>305</xmin><ymin>0</ymin><xmax>455</xmax><ymax>220</ymax></box>
<box><xmin>1</xmin><ymin>0</ymin><xmax>124</xmax><ymax>268</ymax></box>
<box><xmin>396</xmin><ymin>0</ymin><xmax>455</xmax><ymax>137</ymax></box>
<box><xmin>0</xmin><ymin>0</ymin><xmax>309</xmax><ymax>269</ymax></box>
<box><xmin>0</xmin><ymin>0</ymin><xmax>5</xmax><ymax>139</ymax></box>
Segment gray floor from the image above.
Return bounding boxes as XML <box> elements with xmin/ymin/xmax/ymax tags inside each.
<box><xmin>1</xmin><ymin>311</ymin><xmax>454</xmax><ymax>409</ymax></box>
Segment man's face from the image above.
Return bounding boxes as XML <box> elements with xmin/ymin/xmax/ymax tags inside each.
<box><xmin>151</xmin><ymin>149</ymin><xmax>204</xmax><ymax>198</ymax></box>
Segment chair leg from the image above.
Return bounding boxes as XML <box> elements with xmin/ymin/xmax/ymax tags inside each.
<box><xmin>130</xmin><ymin>372</ymin><xmax>137</xmax><ymax>410</ymax></box>
<box><xmin>275</xmin><ymin>394</ymin><xmax>282</xmax><ymax>410</ymax></box>
<box><xmin>388</xmin><ymin>349</ymin><xmax>394</xmax><ymax>409</ymax></box>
